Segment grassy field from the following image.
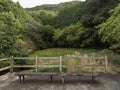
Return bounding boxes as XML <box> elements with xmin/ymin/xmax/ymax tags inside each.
<box><xmin>30</xmin><ymin>48</ymin><xmax>112</xmax><ymax>57</ymax></box>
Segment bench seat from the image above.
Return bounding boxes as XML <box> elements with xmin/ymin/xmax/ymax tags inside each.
<box><xmin>15</xmin><ymin>72</ymin><xmax>100</xmax><ymax>83</ymax></box>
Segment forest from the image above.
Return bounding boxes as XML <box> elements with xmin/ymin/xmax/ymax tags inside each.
<box><xmin>0</xmin><ymin>0</ymin><xmax>120</xmax><ymax>59</ymax></box>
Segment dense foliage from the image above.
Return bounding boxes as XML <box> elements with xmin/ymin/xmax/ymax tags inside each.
<box><xmin>81</xmin><ymin>0</ymin><xmax>119</xmax><ymax>48</ymax></box>
<box><xmin>0</xmin><ymin>0</ymin><xmax>120</xmax><ymax>58</ymax></box>
<box><xmin>98</xmin><ymin>3</ymin><xmax>120</xmax><ymax>53</ymax></box>
<box><xmin>0</xmin><ymin>0</ymin><xmax>27</xmax><ymax>57</ymax></box>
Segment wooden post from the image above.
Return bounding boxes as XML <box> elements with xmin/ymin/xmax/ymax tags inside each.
<box><xmin>91</xmin><ymin>56</ymin><xmax>95</xmax><ymax>73</ymax></box>
<box><xmin>61</xmin><ymin>76</ymin><xmax>64</xmax><ymax>84</ymax></box>
<box><xmin>59</xmin><ymin>56</ymin><xmax>62</xmax><ymax>73</ymax></box>
<box><xmin>35</xmin><ymin>56</ymin><xmax>38</xmax><ymax>72</ymax></box>
<box><xmin>10</xmin><ymin>56</ymin><xmax>14</xmax><ymax>73</ymax></box>
<box><xmin>105</xmin><ymin>56</ymin><xmax>108</xmax><ymax>72</ymax></box>
<box><xmin>81</xmin><ymin>56</ymin><xmax>83</xmax><ymax>72</ymax></box>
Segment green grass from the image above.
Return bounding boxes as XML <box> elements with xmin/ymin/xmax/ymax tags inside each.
<box><xmin>30</xmin><ymin>48</ymin><xmax>112</xmax><ymax>57</ymax></box>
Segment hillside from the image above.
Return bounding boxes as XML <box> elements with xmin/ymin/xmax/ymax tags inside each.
<box><xmin>26</xmin><ymin>0</ymin><xmax>119</xmax><ymax>51</ymax></box>
<box><xmin>0</xmin><ymin>0</ymin><xmax>120</xmax><ymax>58</ymax></box>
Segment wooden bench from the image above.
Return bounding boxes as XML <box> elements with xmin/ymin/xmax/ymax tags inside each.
<box><xmin>60</xmin><ymin>73</ymin><xmax>100</xmax><ymax>83</ymax></box>
<box><xmin>15</xmin><ymin>72</ymin><xmax>100</xmax><ymax>83</ymax></box>
<box><xmin>15</xmin><ymin>72</ymin><xmax>59</xmax><ymax>83</ymax></box>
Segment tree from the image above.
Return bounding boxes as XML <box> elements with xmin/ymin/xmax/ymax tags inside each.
<box><xmin>0</xmin><ymin>0</ymin><xmax>28</xmax><ymax>57</ymax></box>
<box><xmin>41</xmin><ymin>25</ymin><xmax>55</xmax><ymax>48</ymax></box>
<box><xmin>0</xmin><ymin>11</ymin><xmax>22</xmax><ymax>57</ymax></box>
<box><xmin>53</xmin><ymin>22</ymin><xmax>84</xmax><ymax>47</ymax></box>
<box><xmin>97</xmin><ymin>3</ymin><xmax>120</xmax><ymax>52</ymax></box>
<box><xmin>55</xmin><ymin>1</ymin><xmax>84</xmax><ymax>28</ymax></box>
<box><xmin>81</xmin><ymin>0</ymin><xmax>119</xmax><ymax>48</ymax></box>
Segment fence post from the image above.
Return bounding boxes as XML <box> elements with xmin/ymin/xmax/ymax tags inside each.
<box><xmin>105</xmin><ymin>56</ymin><xmax>108</xmax><ymax>72</ymax></box>
<box><xmin>35</xmin><ymin>56</ymin><xmax>38</xmax><ymax>72</ymax></box>
<box><xmin>59</xmin><ymin>56</ymin><xmax>62</xmax><ymax>73</ymax></box>
<box><xmin>10</xmin><ymin>56</ymin><xmax>14</xmax><ymax>73</ymax></box>
<box><xmin>91</xmin><ymin>56</ymin><xmax>95</xmax><ymax>73</ymax></box>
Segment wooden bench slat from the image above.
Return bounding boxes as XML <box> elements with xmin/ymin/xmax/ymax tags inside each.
<box><xmin>15</xmin><ymin>72</ymin><xmax>100</xmax><ymax>76</ymax></box>
<box><xmin>15</xmin><ymin>72</ymin><xmax>60</xmax><ymax>75</ymax></box>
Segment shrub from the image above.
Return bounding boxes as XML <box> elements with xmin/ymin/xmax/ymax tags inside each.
<box><xmin>112</xmin><ymin>55</ymin><xmax>120</xmax><ymax>65</ymax></box>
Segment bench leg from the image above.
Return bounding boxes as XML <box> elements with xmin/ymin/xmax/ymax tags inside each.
<box><xmin>50</xmin><ymin>75</ymin><xmax>53</xmax><ymax>82</ymax></box>
<box><xmin>92</xmin><ymin>75</ymin><xmax>95</xmax><ymax>81</ymax></box>
<box><xmin>61</xmin><ymin>76</ymin><xmax>64</xmax><ymax>84</ymax></box>
<box><xmin>23</xmin><ymin>75</ymin><xmax>25</xmax><ymax>82</ymax></box>
<box><xmin>19</xmin><ymin>75</ymin><xmax>22</xmax><ymax>83</ymax></box>
<box><xmin>18</xmin><ymin>75</ymin><xmax>25</xmax><ymax>83</ymax></box>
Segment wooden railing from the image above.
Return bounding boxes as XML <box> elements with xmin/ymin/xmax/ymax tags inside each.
<box><xmin>0</xmin><ymin>55</ymin><xmax>119</xmax><ymax>74</ymax></box>
<box><xmin>0</xmin><ymin>57</ymin><xmax>12</xmax><ymax>72</ymax></box>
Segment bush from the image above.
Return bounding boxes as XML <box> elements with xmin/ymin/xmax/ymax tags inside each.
<box><xmin>112</xmin><ymin>55</ymin><xmax>120</xmax><ymax>65</ymax></box>
<box><xmin>0</xmin><ymin>61</ymin><xmax>10</xmax><ymax>68</ymax></box>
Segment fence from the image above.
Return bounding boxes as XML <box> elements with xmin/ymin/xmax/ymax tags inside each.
<box><xmin>0</xmin><ymin>55</ymin><xmax>120</xmax><ymax>74</ymax></box>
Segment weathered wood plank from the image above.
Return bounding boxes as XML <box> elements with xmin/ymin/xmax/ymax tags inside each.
<box><xmin>59</xmin><ymin>56</ymin><xmax>62</xmax><ymax>72</ymax></box>
<box><xmin>60</xmin><ymin>73</ymin><xmax>100</xmax><ymax>76</ymax></box>
<box><xmin>0</xmin><ymin>58</ymin><xmax>9</xmax><ymax>61</ymax></box>
<box><xmin>15</xmin><ymin>72</ymin><xmax>99</xmax><ymax>76</ymax></box>
<box><xmin>10</xmin><ymin>56</ymin><xmax>14</xmax><ymax>73</ymax></box>
<box><xmin>0</xmin><ymin>66</ymin><xmax>11</xmax><ymax>72</ymax></box>
<box><xmin>38</xmin><ymin>65</ymin><xmax>59</xmax><ymax>68</ymax></box>
<box><xmin>35</xmin><ymin>56</ymin><xmax>38</xmax><ymax>72</ymax></box>
<box><xmin>105</xmin><ymin>56</ymin><xmax>108</xmax><ymax>72</ymax></box>
<box><xmin>62</xmin><ymin>65</ymin><xmax>108</xmax><ymax>68</ymax></box>
<box><xmin>13</xmin><ymin>65</ymin><xmax>35</xmax><ymax>68</ymax></box>
<box><xmin>15</xmin><ymin>72</ymin><xmax>59</xmax><ymax>75</ymax></box>
<box><xmin>14</xmin><ymin>57</ymin><xmax>35</xmax><ymax>60</ymax></box>
<box><xmin>13</xmin><ymin>65</ymin><xmax>60</xmax><ymax>68</ymax></box>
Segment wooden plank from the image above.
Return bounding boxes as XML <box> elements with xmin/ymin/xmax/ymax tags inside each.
<box><xmin>10</xmin><ymin>56</ymin><xmax>14</xmax><ymax>73</ymax></box>
<box><xmin>62</xmin><ymin>65</ymin><xmax>107</xmax><ymax>68</ymax></box>
<box><xmin>38</xmin><ymin>65</ymin><xmax>59</xmax><ymax>68</ymax></box>
<box><xmin>105</xmin><ymin>56</ymin><xmax>108</xmax><ymax>72</ymax></box>
<box><xmin>13</xmin><ymin>65</ymin><xmax>35</xmax><ymax>68</ymax></box>
<box><xmin>67</xmin><ymin>56</ymin><xmax>104</xmax><ymax>60</ymax></box>
<box><xmin>59</xmin><ymin>56</ymin><xmax>62</xmax><ymax>72</ymax></box>
<box><xmin>61</xmin><ymin>76</ymin><xmax>64</xmax><ymax>84</ymax></box>
<box><xmin>12</xmin><ymin>64</ymin><xmax>114</xmax><ymax>69</ymax></box>
<box><xmin>14</xmin><ymin>57</ymin><xmax>35</xmax><ymax>60</ymax></box>
<box><xmin>0</xmin><ymin>58</ymin><xmax>9</xmax><ymax>61</ymax></box>
<box><xmin>0</xmin><ymin>66</ymin><xmax>11</xmax><ymax>72</ymax></box>
<box><xmin>15</xmin><ymin>72</ymin><xmax>99</xmax><ymax>76</ymax></box>
<box><xmin>15</xmin><ymin>72</ymin><xmax>59</xmax><ymax>75</ymax></box>
<box><xmin>84</xmin><ymin>65</ymin><xmax>107</xmax><ymax>66</ymax></box>
<box><xmin>60</xmin><ymin>73</ymin><xmax>100</xmax><ymax>76</ymax></box>
<box><xmin>62</xmin><ymin>57</ymin><xmax>78</xmax><ymax>59</ymax></box>
<box><xmin>37</xmin><ymin>57</ymin><xmax>59</xmax><ymax>60</ymax></box>
<box><xmin>14</xmin><ymin>57</ymin><xmax>59</xmax><ymax>60</ymax></box>
<box><xmin>35</xmin><ymin>56</ymin><xmax>38</xmax><ymax>72</ymax></box>
<box><xmin>13</xmin><ymin>65</ymin><xmax>60</xmax><ymax>68</ymax></box>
